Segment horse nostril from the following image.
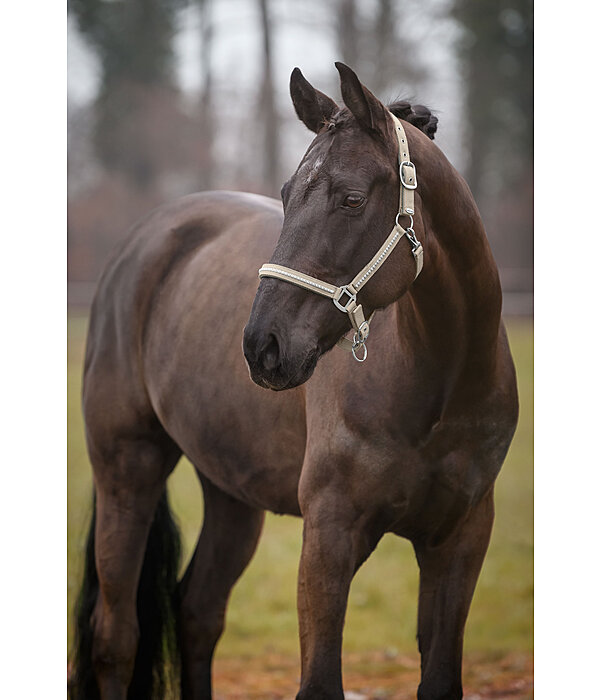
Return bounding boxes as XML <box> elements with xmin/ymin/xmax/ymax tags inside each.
<box><xmin>261</xmin><ymin>333</ymin><xmax>281</xmax><ymax>372</ymax></box>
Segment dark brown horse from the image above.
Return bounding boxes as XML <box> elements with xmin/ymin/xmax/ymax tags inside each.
<box><xmin>71</xmin><ymin>63</ymin><xmax>518</xmax><ymax>700</ymax></box>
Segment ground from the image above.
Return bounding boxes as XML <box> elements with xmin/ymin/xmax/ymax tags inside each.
<box><xmin>211</xmin><ymin>652</ymin><xmax>533</xmax><ymax>699</ymax></box>
<box><xmin>67</xmin><ymin>315</ymin><xmax>533</xmax><ymax>699</ymax></box>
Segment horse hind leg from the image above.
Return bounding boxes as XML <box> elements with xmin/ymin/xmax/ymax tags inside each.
<box><xmin>178</xmin><ymin>474</ymin><xmax>265</xmax><ymax>700</ymax></box>
<box><xmin>412</xmin><ymin>490</ymin><xmax>495</xmax><ymax>700</ymax></box>
<box><xmin>81</xmin><ymin>432</ymin><xmax>182</xmax><ymax>700</ymax></box>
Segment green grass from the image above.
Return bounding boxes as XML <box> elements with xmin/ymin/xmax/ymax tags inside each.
<box><xmin>67</xmin><ymin>314</ymin><xmax>532</xmax><ymax>660</ymax></box>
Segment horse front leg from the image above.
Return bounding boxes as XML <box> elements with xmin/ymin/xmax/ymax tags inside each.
<box><xmin>296</xmin><ymin>482</ymin><xmax>382</xmax><ymax>700</ymax></box>
<box><xmin>413</xmin><ymin>489</ymin><xmax>495</xmax><ymax>700</ymax></box>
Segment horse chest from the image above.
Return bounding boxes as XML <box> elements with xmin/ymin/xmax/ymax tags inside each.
<box><xmin>303</xmin><ymin>359</ymin><xmax>512</xmax><ymax>536</ymax></box>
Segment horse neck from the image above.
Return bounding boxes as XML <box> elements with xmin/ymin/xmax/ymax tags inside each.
<box><xmin>396</xmin><ymin>155</ymin><xmax>503</xmax><ymax>396</ymax></box>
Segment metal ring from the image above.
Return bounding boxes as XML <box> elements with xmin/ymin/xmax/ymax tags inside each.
<box><xmin>395</xmin><ymin>213</ymin><xmax>414</xmax><ymax>229</ymax></box>
<box><xmin>351</xmin><ymin>341</ymin><xmax>368</xmax><ymax>363</ymax></box>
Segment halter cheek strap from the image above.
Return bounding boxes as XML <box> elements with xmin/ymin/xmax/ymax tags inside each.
<box><xmin>258</xmin><ymin>112</ymin><xmax>423</xmax><ymax>363</ymax></box>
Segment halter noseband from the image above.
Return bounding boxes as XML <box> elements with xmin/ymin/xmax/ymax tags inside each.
<box><xmin>258</xmin><ymin>112</ymin><xmax>423</xmax><ymax>363</ymax></box>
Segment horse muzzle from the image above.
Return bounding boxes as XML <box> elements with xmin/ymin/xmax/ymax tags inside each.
<box><xmin>242</xmin><ymin>322</ymin><xmax>319</xmax><ymax>391</ymax></box>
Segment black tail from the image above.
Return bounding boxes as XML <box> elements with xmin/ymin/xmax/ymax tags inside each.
<box><xmin>69</xmin><ymin>492</ymin><xmax>100</xmax><ymax>700</ymax></box>
<box><xmin>69</xmin><ymin>489</ymin><xmax>182</xmax><ymax>699</ymax></box>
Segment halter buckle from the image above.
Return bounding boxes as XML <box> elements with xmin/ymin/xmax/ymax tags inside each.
<box><xmin>356</xmin><ymin>320</ymin><xmax>369</xmax><ymax>343</ymax></box>
<box><xmin>333</xmin><ymin>285</ymin><xmax>357</xmax><ymax>313</ymax></box>
<box><xmin>400</xmin><ymin>161</ymin><xmax>418</xmax><ymax>190</ymax></box>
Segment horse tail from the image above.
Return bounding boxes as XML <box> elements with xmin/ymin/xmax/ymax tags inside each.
<box><xmin>69</xmin><ymin>488</ymin><xmax>182</xmax><ymax>699</ymax></box>
<box><xmin>132</xmin><ymin>488</ymin><xmax>182</xmax><ymax>698</ymax></box>
<box><xmin>69</xmin><ymin>491</ymin><xmax>100</xmax><ymax>700</ymax></box>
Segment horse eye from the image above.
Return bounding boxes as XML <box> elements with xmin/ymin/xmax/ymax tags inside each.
<box><xmin>343</xmin><ymin>194</ymin><xmax>365</xmax><ymax>209</ymax></box>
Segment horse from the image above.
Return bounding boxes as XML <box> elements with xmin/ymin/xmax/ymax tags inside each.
<box><xmin>70</xmin><ymin>62</ymin><xmax>518</xmax><ymax>700</ymax></box>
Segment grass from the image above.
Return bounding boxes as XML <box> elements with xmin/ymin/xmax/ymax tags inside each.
<box><xmin>67</xmin><ymin>314</ymin><xmax>532</xmax><ymax>662</ymax></box>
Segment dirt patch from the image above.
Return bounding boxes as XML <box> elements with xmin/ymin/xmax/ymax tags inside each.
<box><xmin>212</xmin><ymin>651</ymin><xmax>533</xmax><ymax>699</ymax></box>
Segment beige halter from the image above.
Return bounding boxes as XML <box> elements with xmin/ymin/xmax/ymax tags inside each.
<box><xmin>258</xmin><ymin>112</ymin><xmax>423</xmax><ymax>362</ymax></box>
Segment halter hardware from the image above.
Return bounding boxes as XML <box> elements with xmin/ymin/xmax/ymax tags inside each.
<box><xmin>399</xmin><ymin>160</ymin><xmax>418</xmax><ymax>190</ymax></box>
<box><xmin>351</xmin><ymin>335</ymin><xmax>368</xmax><ymax>362</ymax></box>
<box><xmin>406</xmin><ymin>227</ymin><xmax>421</xmax><ymax>251</ymax></box>
<box><xmin>333</xmin><ymin>286</ymin><xmax>357</xmax><ymax>313</ymax></box>
<box><xmin>258</xmin><ymin>112</ymin><xmax>422</xmax><ymax>363</ymax></box>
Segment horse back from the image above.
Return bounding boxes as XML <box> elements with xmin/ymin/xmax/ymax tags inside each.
<box><xmin>83</xmin><ymin>191</ymin><xmax>307</xmax><ymax>514</ymax></box>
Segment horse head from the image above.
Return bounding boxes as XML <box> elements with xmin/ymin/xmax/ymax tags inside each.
<box><xmin>243</xmin><ymin>63</ymin><xmax>433</xmax><ymax>390</ymax></box>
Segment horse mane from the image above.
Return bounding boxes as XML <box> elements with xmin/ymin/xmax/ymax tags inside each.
<box><xmin>328</xmin><ymin>101</ymin><xmax>438</xmax><ymax>141</ymax></box>
<box><xmin>387</xmin><ymin>101</ymin><xmax>438</xmax><ymax>141</ymax></box>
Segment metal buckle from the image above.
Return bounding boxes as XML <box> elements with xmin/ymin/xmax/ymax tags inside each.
<box><xmin>399</xmin><ymin>161</ymin><xmax>418</xmax><ymax>190</ymax></box>
<box><xmin>356</xmin><ymin>320</ymin><xmax>369</xmax><ymax>343</ymax></box>
<box><xmin>333</xmin><ymin>285</ymin><xmax>357</xmax><ymax>313</ymax></box>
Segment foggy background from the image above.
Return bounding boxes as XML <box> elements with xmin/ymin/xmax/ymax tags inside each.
<box><xmin>67</xmin><ymin>0</ymin><xmax>533</xmax><ymax>312</ymax></box>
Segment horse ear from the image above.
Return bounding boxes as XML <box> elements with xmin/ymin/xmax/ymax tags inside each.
<box><xmin>290</xmin><ymin>67</ymin><xmax>339</xmax><ymax>133</ymax></box>
<box><xmin>335</xmin><ymin>62</ymin><xmax>387</xmax><ymax>135</ymax></box>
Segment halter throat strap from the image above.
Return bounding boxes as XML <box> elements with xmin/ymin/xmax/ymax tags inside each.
<box><xmin>258</xmin><ymin>112</ymin><xmax>423</xmax><ymax>362</ymax></box>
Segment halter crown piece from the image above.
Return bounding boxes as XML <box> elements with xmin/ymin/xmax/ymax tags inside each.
<box><xmin>258</xmin><ymin>112</ymin><xmax>423</xmax><ymax>363</ymax></box>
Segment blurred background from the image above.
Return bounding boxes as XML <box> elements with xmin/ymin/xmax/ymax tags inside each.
<box><xmin>67</xmin><ymin>1</ymin><xmax>533</xmax><ymax>697</ymax></box>
<box><xmin>68</xmin><ymin>0</ymin><xmax>532</xmax><ymax>312</ymax></box>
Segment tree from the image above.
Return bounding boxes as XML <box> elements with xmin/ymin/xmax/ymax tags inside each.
<box><xmin>197</xmin><ymin>0</ymin><xmax>215</xmax><ymax>190</ymax></box>
<box><xmin>451</xmin><ymin>0</ymin><xmax>533</xmax><ymax>271</ymax></box>
<box><xmin>337</xmin><ymin>0</ymin><xmax>359</xmax><ymax>73</ymax></box>
<box><xmin>257</xmin><ymin>0</ymin><xmax>280</xmax><ymax>196</ymax></box>
<box><xmin>68</xmin><ymin>0</ymin><xmax>189</xmax><ymax>189</ymax></box>
<box><xmin>335</xmin><ymin>0</ymin><xmax>427</xmax><ymax>100</ymax></box>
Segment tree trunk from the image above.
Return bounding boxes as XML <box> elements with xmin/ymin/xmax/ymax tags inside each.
<box><xmin>198</xmin><ymin>0</ymin><xmax>215</xmax><ymax>190</ymax></box>
<box><xmin>371</xmin><ymin>0</ymin><xmax>393</xmax><ymax>95</ymax></box>
<box><xmin>258</xmin><ymin>0</ymin><xmax>279</xmax><ymax>196</ymax></box>
<box><xmin>337</xmin><ymin>0</ymin><xmax>359</xmax><ymax>70</ymax></box>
